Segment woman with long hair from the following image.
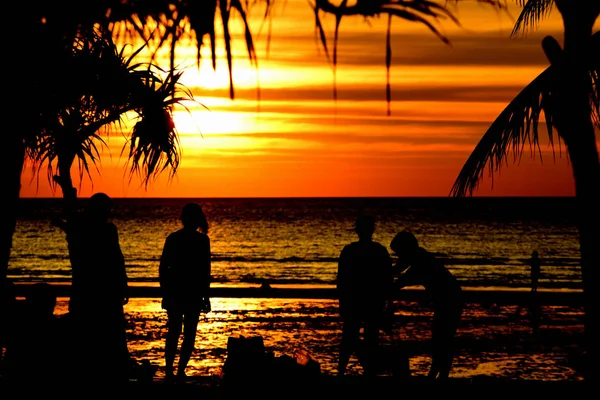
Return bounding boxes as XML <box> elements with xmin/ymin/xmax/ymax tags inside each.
<box><xmin>159</xmin><ymin>202</ymin><xmax>212</xmax><ymax>381</ymax></box>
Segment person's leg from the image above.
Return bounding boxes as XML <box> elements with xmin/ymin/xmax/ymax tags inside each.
<box><xmin>165</xmin><ymin>310</ymin><xmax>183</xmax><ymax>378</ymax></box>
<box><xmin>433</xmin><ymin>330</ymin><xmax>453</xmax><ymax>380</ymax></box>
<box><xmin>429</xmin><ymin>312</ymin><xmax>448</xmax><ymax>379</ymax></box>
<box><xmin>338</xmin><ymin>318</ymin><xmax>359</xmax><ymax>376</ymax></box>
<box><xmin>362</xmin><ymin>314</ymin><xmax>381</xmax><ymax>377</ymax></box>
<box><xmin>435</xmin><ymin>306</ymin><xmax>463</xmax><ymax>380</ymax></box>
<box><xmin>177</xmin><ymin>310</ymin><xmax>200</xmax><ymax>377</ymax></box>
<box><xmin>110</xmin><ymin>306</ymin><xmax>131</xmax><ymax>382</ymax></box>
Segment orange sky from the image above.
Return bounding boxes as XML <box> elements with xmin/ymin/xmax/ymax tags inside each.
<box><xmin>20</xmin><ymin>1</ymin><xmax>598</xmax><ymax>198</ymax></box>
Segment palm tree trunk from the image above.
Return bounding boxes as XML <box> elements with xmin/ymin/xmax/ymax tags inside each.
<box><xmin>55</xmin><ymin>153</ymin><xmax>78</xmax><ymax>213</ymax></box>
<box><xmin>554</xmin><ymin>0</ymin><xmax>600</xmax><ymax>380</ymax></box>
<box><xmin>1</xmin><ymin>133</ymin><xmax>25</xmax><ymax>284</ymax></box>
<box><xmin>568</xmin><ymin>127</ymin><xmax>600</xmax><ymax>381</ymax></box>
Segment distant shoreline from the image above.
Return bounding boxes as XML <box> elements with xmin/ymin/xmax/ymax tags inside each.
<box><xmin>18</xmin><ymin>196</ymin><xmax>578</xmax><ymax>200</ymax></box>
<box><xmin>11</xmin><ymin>282</ymin><xmax>584</xmax><ymax>305</ymax></box>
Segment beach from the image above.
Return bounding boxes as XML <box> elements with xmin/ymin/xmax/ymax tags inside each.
<box><xmin>3</xmin><ymin>283</ymin><xmax>586</xmax><ymax>388</ymax></box>
<box><xmin>115</xmin><ymin>289</ymin><xmax>588</xmax><ymax>382</ymax></box>
<box><xmin>4</xmin><ymin>197</ymin><xmax>588</xmax><ymax>390</ymax></box>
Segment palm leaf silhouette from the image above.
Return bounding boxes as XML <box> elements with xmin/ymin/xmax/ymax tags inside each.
<box><xmin>450</xmin><ymin>31</ymin><xmax>599</xmax><ymax>197</ymax></box>
<box><xmin>311</xmin><ymin>0</ymin><xmax>505</xmax><ymax>114</ymax></box>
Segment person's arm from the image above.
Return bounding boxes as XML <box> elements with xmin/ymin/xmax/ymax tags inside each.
<box><xmin>336</xmin><ymin>247</ymin><xmax>349</xmax><ymax>295</ymax></box>
<box><xmin>384</xmin><ymin>249</ymin><xmax>394</xmax><ymax>289</ymax></box>
<box><xmin>159</xmin><ymin>238</ymin><xmax>170</xmax><ymax>284</ymax></box>
<box><xmin>336</xmin><ymin>246</ymin><xmax>354</xmax><ymax>318</ymax></box>
<box><xmin>204</xmin><ymin>236</ymin><xmax>212</xmax><ymax>295</ymax></box>
<box><xmin>158</xmin><ymin>236</ymin><xmax>172</xmax><ymax>298</ymax></box>
<box><xmin>381</xmin><ymin>248</ymin><xmax>396</xmax><ymax>315</ymax></box>
<box><xmin>394</xmin><ymin>264</ymin><xmax>420</xmax><ymax>290</ymax></box>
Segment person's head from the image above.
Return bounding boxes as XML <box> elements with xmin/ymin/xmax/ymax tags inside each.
<box><xmin>354</xmin><ymin>214</ymin><xmax>375</xmax><ymax>241</ymax></box>
<box><xmin>181</xmin><ymin>202</ymin><xmax>208</xmax><ymax>233</ymax></box>
<box><xmin>532</xmin><ymin>250</ymin><xmax>539</xmax><ymax>258</ymax></box>
<box><xmin>86</xmin><ymin>192</ymin><xmax>112</xmax><ymax>222</ymax></box>
<box><xmin>390</xmin><ymin>230</ymin><xmax>419</xmax><ymax>269</ymax></box>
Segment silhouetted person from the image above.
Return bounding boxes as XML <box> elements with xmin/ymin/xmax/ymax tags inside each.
<box><xmin>260</xmin><ymin>279</ymin><xmax>272</xmax><ymax>291</ymax></box>
<box><xmin>391</xmin><ymin>230</ymin><xmax>463</xmax><ymax>380</ymax></box>
<box><xmin>159</xmin><ymin>202</ymin><xmax>211</xmax><ymax>381</ymax></box>
<box><xmin>529</xmin><ymin>250</ymin><xmax>541</xmax><ymax>292</ymax></box>
<box><xmin>53</xmin><ymin>192</ymin><xmax>131</xmax><ymax>383</ymax></box>
<box><xmin>336</xmin><ymin>215</ymin><xmax>394</xmax><ymax>377</ymax></box>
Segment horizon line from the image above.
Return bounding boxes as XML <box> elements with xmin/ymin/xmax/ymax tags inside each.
<box><xmin>19</xmin><ymin>195</ymin><xmax>577</xmax><ymax>200</ymax></box>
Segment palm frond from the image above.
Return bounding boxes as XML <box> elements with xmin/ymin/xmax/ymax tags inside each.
<box><xmin>511</xmin><ymin>0</ymin><xmax>555</xmax><ymax>37</ymax></box>
<box><xmin>26</xmin><ymin>25</ymin><xmax>199</xmax><ymax>194</ymax></box>
<box><xmin>106</xmin><ymin>0</ymin><xmax>271</xmax><ymax>100</ymax></box>
<box><xmin>125</xmin><ymin>108</ymin><xmax>181</xmax><ymax>188</ymax></box>
<box><xmin>313</xmin><ymin>0</ymin><xmax>459</xmax><ymax>114</ymax></box>
<box><xmin>314</xmin><ymin>1</ymin><xmax>460</xmax><ymax>52</ymax></box>
<box><xmin>122</xmin><ymin>69</ymin><xmax>200</xmax><ymax>188</ymax></box>
<box><xmin>31</xmin><ymin>117</ymin><xmax>107</xmax><ymax>194</ymax></box>
<box><xmin>312</xmin><ymin>1</ymin><xmax>505</xmax><ymax>113</ymax></box>
<box><xmin>451</xmin><ymin>31</ymin><xmax>600</xmax><ymax>197</ymax></box>
<box><xmin>450</xmin><ymin>67</ymin><xmax>555</xmax><ymax>198</ymax></box>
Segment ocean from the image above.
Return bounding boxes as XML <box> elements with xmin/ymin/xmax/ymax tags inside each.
<box><xmin>9</xmin><ymin>196</ymin><xmax>582</xmax><ymax>290</ymax></box>
<box><xmin>6</xmin><ymin>197</ymin><xmax>587</xmax><ymax>381</ymax></box>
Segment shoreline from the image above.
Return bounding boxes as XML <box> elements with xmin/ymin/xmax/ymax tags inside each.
<box><xmin>3</xmin><ymin>287</ymin><xmax>587</xmax><ymax>386</ymax></box>
<box><xmin>10</xmin><ymin>282</ymin><xmax>584</xmax><ymax>305</ymax></box>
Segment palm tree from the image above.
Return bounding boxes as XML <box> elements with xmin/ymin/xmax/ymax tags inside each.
<box><xmin>4</xmin><ymin>0</ymin><xmax>485</xmax><ymax>283</ymax></box>
<box><xmin>30</xmin><ymin>30</ymin><xmax>196</xmax><ymax>212</ymax></box>
<box><xmin>451</xmin><ymin>0</ymin><xmax>600</xmax><ymax>379</ymax></box>
<box><xmin>3</xmin><ymin>0</ymin><xmax>267</xmax><ymax>284</ymax></box>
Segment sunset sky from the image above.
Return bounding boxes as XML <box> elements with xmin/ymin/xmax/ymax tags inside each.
<box><xmin>21</xmin><ymin>1</ymin><xmax>598</xmax><ymax>198</ymax></box>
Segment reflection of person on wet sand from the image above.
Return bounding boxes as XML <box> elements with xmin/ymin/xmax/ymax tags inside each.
<box><xmin>159</xmin><ymin>202</ymin><xmax>212</xmax><ymax>382</ymax></box>
<box><xmin>336</xmin><ymin>214</ymin><xmax>394</xmax><ymax>377</ymax></box>
<box><xmin>391</xmin><ymin>230</ymin><xmax>463</xmax><ymax>381</ymax></box>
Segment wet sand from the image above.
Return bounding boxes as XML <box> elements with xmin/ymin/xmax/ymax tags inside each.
<box><xmin>70</xmin><ymin>288</ymin><xmax>588</xmax><ymax>380</ymax></box>
<box><xmin>3</xmin><ymin>285</ymin><xmax>587</xmax><ymax>392</ymax></box>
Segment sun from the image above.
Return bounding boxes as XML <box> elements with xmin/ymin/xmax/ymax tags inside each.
<box><xmin>172</xmin><ymin>105</ymin><xmax>254</xmax><ymax>136</ymax></box>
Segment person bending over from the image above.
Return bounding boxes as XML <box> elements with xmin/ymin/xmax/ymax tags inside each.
<box><xmin>391</xmin><ymin>230</ymin><xmax>463</xmax><ymax>380</ymax></box>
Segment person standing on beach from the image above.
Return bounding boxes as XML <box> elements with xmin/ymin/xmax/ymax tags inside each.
<box><xmin>390</xmin><ymin>230</ymin><xmax>463</xmax><ymax>381</ymax></box>
<box><xmin>52</xmin><ymin>192</ymin><xmax>131</xmax><ymax>383</ymax></box>
<box><xmin>525</xmin><ymin>251</ymin><xmax>542</xmax><ymax>335</ymax></box>
<box><xmin>159</xmin><ymin>202</ymin><xmax>211</xmax><ymax>381</ymax></box>
<box><xmin>513</xmin><ymin>251</ymin><xmax>543</xmax><ymax>327</ymax></box>
<box><xmin>336</xmin><ymin>214</ymin><xmax>394</xmax><ymax>377</ymax></box>
<box><xmin>529</xmin><ymin>250</ymin><xmax>541</xmax><ymax>292</ymax></box>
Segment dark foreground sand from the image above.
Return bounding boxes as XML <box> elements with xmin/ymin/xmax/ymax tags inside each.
<box><xmin>1</xmin><ymin>372</ymin><xmax>590</xmax><ymax>399</ymax></box>
<box><xmin>2</xmin><ymin>285</ymin><xmax>590</xmax><ymax>396</ymax></box>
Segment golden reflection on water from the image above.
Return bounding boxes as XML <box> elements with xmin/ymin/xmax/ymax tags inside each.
<box><xmin>52</xmin><ymin>298</ymin><xmax>584</xmax><ymax>381</ymax></box>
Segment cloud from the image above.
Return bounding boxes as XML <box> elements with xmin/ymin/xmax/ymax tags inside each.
<box><xmin>193</xmin><ymin>83</ymin><xmax>530</xmax><ymax>103</ymax></box>
<box><xmin>256</xmin><ymin>29</ymin><xmax>559</xmax><ymax>67</ymax></box>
